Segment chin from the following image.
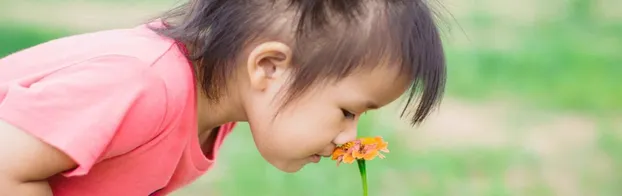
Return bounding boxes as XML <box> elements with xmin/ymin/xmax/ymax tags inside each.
<box><xmin>281</xmin><ymin>166</ymin><xmax>303</xmax><ymax>173</ymax></box>
<box><xmin>273</xmin><ymin>162</ymin><xmax>305</xmax><ymax>173</ymax></box>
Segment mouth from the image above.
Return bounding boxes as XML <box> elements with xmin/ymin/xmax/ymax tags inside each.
<box><xmin>310</xmin><ymin>154</ymin><xmax>321</xmax><ymax>163</ymax></box>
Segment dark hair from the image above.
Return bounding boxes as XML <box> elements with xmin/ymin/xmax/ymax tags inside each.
<box><xmin>150</xmin><ymin>0</ymin><xmax>446</xmax><ymax>126</ymax></box>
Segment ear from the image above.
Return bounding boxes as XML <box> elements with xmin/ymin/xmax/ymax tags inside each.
<box><xmin>247</xmin><ymin>41</ymin><xmax>293</xmax><ymax>91</ymax></box>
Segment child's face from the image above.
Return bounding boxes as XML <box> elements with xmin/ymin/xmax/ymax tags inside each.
<box><xmin>243</xmin><ymin>42</ymin><xmax>410</xmax><ymax>172</ymax></box>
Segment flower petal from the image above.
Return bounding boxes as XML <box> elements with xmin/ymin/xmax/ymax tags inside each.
<box><xmin>362</xmin><ymin>150</ymin><xmax>379</xmax><ymax>161</ymax></box>
<box><xmin>332</xmin><ymin>148</ymin><xmax>346</xmax><ymax>160</ymax></box>
<box><xmin>343</xmin><ymin>154</ymin><xmax>356</xmax><ymax>164</ymax></box>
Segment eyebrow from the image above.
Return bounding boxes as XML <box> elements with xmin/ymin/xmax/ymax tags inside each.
<box><xmin>366</xmin><ymin>101</ymin><xmax>379</xmax><ymax>109</ymax></box>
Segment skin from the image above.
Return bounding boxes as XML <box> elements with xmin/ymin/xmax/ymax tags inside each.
<box><xmin>0</xmin><ymin>120</ymin><xmax>75</xmax><ymax>195</ymax></box>
<box><xmin>0</xmin><ymin>41</ymin><xmax>411</xmax><ymax>194</ymax></box>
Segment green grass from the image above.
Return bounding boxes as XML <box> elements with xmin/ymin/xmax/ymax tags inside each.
<box><xmin>593</xmin><ymin>121</ymin><xmax>622</xmax><ymax>196</ymax></box>
<box><xmin>0</xmin><ymin>21</ymin><xmax>69</xmax><ymax>57</ymax></box>
<box><xmin>445</xmin><ymin>19</ymin><xmax>622</xmax><ymax>115</ymax></box>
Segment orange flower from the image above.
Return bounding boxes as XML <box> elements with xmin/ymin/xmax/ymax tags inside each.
<box><xmin>331</xmin><ymin>136</ymin><xmax>389</xmax><ymax>166</ymax></box>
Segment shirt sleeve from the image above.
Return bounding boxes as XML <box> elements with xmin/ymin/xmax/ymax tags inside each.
<box><xmin>0</xmin><ymin>55</ymin><xmax>167</xmax><ymax>177</ymax></box>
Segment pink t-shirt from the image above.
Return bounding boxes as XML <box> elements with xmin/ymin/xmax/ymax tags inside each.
<box><xmin>0</xmin><ymin>21</ymin><xmax>236</xmax><ymax>195</ymax></box>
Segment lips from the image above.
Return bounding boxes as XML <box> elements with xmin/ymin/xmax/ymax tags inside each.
<box><xmin>310</xmin><ymin>154</ymin><xmax>321</xmax><ymax>163</ymax></box>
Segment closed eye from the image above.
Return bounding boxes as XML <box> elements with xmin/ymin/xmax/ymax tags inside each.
<box><xmin>341</xmin><ymin>109</ymin><xmax>356</xmax><ymax>119</ymax></box>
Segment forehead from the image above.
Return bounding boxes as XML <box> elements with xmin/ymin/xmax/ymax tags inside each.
<box><xmin>331</xmin><ymin>65</ymin><xmax>410</xmax><ymax>107</ymax></box>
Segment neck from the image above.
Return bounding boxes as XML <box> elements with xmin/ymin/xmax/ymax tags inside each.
<box><xmin>196</xmin><ymin>88</ymin><xmax>247</xmax><ymax>136</ymax></box>
<box><xmin>187</xmin><ymin>44</ymin><xmax>247</xmax><ymax>137</ymax></box>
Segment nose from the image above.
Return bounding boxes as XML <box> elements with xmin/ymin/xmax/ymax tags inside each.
<box><xmin>332</xmin><ymin>123</ymin><xmax>357</xmax><ymax>146</ymax></box>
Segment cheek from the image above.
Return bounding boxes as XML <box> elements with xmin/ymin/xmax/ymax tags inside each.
<box><xmin>248</xmin><ymin>97</ymin><xmax>344</xmax><ymax>157</ymax></box>
<box><xmin>281</xmin><ymin>103</ymin><xmax>343</xmax><ymax>142</ymax></box>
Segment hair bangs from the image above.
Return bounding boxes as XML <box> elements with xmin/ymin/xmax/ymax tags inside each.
<box><xmin>389</xmin><ymin>1</ymin><xmax>447</xmax><ymax>125</ymax></box>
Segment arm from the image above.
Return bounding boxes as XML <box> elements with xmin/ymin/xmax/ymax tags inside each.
<box><xmin>0</xmin><ymin>120</ymin><xmax>76</xmax><ymax>195</ymax></box>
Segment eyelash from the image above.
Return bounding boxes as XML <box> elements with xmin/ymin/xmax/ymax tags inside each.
<box><xmin>341</xmin><ymin>109</ymin><xmax>356</xmax><ymax>119</ymax></box>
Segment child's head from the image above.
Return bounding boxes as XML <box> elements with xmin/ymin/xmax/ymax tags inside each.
<box><xmin>155</xmin><ymin>0</ymin><xmax>445</xmax><ymax>172</ymax></box>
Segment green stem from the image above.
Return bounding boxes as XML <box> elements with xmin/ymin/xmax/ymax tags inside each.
<box><xmin>357</xmin><ymin>159</ymin><xmax>368</xmax><ymax>196</ymax></box>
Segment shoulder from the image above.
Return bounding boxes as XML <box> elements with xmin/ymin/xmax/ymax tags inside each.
<box><xmin>0</xmin><ymin>20</ymin><xmax>191</xmax><ymax>117</ymax></box>
<box><xmin>0</xmin><ymin>20</ymin><xmax>196</xmax><ymax>140</ymax></box>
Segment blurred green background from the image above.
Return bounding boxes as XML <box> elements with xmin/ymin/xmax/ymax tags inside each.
<box><xmin>1</xmin><ymin>0</ymin><xmax>620</xmax><ymax>195</ymax></box>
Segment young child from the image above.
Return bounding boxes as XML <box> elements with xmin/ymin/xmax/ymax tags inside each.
<box><xmin>0</xmin><ymin>0</ymin><xmax>446</xmax><ymax>195</ymax></box>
